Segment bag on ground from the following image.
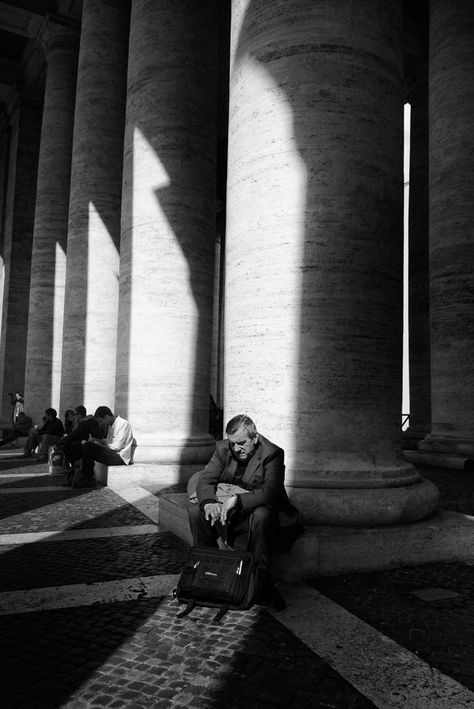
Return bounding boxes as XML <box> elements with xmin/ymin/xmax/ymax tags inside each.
<box><xmin>48</xmin><ymin>445</ymin><xmax>65</xmax><ymax>474</ymax></box>
<box><xmin>174</xmin><ymin>542</ymin><xmax>258</xmax><ymax>622</ymax></box>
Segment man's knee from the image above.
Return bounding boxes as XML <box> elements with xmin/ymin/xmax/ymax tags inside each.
<box><xmin>250</xmin><ymin>506</ymin><xmax>275</xmax><ymax>528</ymax></box>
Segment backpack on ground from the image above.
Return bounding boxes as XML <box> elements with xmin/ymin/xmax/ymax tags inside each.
<box><xmin>174</xmin><ymin>537</ymin><xmax>258</xmax><ymax>622</ymax></box>
<box><xmin>48</xmin><ymin>445</ymin><xmax>65</xmax><ymax>474</ymax></box>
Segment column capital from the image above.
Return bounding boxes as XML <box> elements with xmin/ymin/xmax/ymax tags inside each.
<box><xmin>36</xmin><ymin>16</ymin><xmax>80</xmax><ymax>60</ymax></box>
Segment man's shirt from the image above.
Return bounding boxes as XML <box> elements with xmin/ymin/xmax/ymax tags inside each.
<box><xmin>106</xmin><ymin>415</ymin><xmax>134</xmax><ymax>464</ymax></box>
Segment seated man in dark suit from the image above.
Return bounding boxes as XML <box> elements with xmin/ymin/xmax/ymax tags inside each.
<box><xmin>188</xmin><ymin>414</ymin><xmax>290</xmax><ymax>610</ymax></box>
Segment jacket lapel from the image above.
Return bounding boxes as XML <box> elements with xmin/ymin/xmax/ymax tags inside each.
<box><xmin>223</xmin><ymin>447</ymin><xmax>238</xmax><ymax>481</ymax></box>
<box><xmin>242</xmin><ymin>441</ymin><xmax>263</xmax><ymax>484</ymax></box>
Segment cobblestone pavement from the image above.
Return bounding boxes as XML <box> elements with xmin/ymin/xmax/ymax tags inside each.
<box><xmin>2</xmin><ymin>453</ymin><xmax>474</xmax><ymax>708</ymax></box>
<box><xmin>0</xmin><ymin>452</ymin><xmax>374</xmax><ymax>709</ymax></box>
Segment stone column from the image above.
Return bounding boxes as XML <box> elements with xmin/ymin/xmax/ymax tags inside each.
<box><xmin>60</xmin><ymin>0</ymin><xmax>130</xmax><ymax>414</ymax></box>
<box><xmin>0</xmin><ymin>89</ymin><xmax>42</xmax><ymax>429</ymax></box>
<box><xmin>420</xmin><ymin>0</ymin><xmax>474</xmax><ymax>459</ymax></box>
<box><xmin>0</xmin><ymin>109</ymin><xmax>8</xmax><ymax>397</ymax></box>
<box><xmin>117</xmin><ymin>0</ymin><xmax>217</xmax><ymax>464</ymax></box>
<box><xmin>24</xmin><ymin>22</ymin><xmax>78</xmax><ymax>423</ymax></box>
<box><xmin>225</xmin><ymin>0</ymin><xmax>439</xmax><ymax>525</ymax></box>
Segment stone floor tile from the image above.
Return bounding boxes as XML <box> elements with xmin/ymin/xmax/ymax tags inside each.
<box><xmin>0</xmin><ymin>531</ymin><xmax>187</xmax><ymax>590</ymax></box>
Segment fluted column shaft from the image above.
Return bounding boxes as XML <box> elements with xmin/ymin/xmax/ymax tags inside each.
<box><xmin>420</xmin><ymin>0</ymin><xmax>474</xmax><ymax>457</ymax></box>
<box><xmin>24</xmin><ymin>24</ymin><xmax>78</xmax><ymax>423</ymax></box>
<box><xmin>225</xmin><ymin>0</ymin><xmax>439</xmax><ymax>525</ymax></box>
<box><xmin>60</xmin><ymin>0</ymin><xmax>129</xmax><ymax>414</ymax></box>
<box><xmin>0</xmin><ymin>93</ymin><xmax>42</xmax><ymax>428</ymax></box>
<box><xmin>117</xmin><ymin>0</ymin><xmax>217</xmax><ymax>463</ymax></box>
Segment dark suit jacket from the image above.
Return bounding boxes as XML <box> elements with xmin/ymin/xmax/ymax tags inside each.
<box><xmin>196</xmin><ymin>435</ymin><xmax>291</xmax><ymax>514</ymax></box>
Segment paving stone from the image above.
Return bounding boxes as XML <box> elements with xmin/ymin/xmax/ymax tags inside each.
<box><xmin>5</xmin><ymin>458</ymin><xmax>474</xmax><ymax>708</ymax></box>
<box><xmin>0</xmin><ymin>487</ymin><xmax>152</xmax><ymax>534</ymax></box>
<box><xmin>410</xmin><ymin>587</ymin><xmax>463</xmax><ymax>601</ymax></box>
<box><xmin>0</xmin><ymin>532</ymin><xmax>187</xmax><ymax>591</ymax></box>
<box><xmin>310</xmin><ymin>558</ymin><xmax>474</xmax><ymax>694</ymax></box>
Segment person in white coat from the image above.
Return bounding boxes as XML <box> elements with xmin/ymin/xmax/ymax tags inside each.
<box><xmin>80</xmin><ymin>406</ymin><xmax>135</xmax><ymax>483</ymax></box>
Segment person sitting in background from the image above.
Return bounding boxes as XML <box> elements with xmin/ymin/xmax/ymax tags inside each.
<box><xmin>24</xmin><ymin>408</ymin><xmax>64</xmax><ymax>461</ymax></box>
<box><xmin>77</xmin><ymin>406</ymin><xmax>134</xmax><ymax>487</ymax></box>
<box><xmin>61</xmin><ymin>405</ymin><xmax>104</xmax><ymax>474</ymax></box>
<box><xmin>63</xmin><ymin>409</ymin><xmax>75</xmax><ymax>435</ymax></box>
<box><xmin>0</xmin><ymin>412</ymin><xmax>33</xmax><ymax>448</ymax></box>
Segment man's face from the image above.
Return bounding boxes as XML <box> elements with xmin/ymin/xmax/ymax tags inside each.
<box><xmin>45</xmin><ymin>412</ymin><xmax>53</xmax><ymax>422</ymax></box>
<box><xmin>228</xmin><ymin>426</ymin><xmax>258</xmax><ymax>461</ymax></box>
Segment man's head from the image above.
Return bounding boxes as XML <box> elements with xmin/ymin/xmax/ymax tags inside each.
<box><xmin>225</xmin><ymin>414</ymin><xmax>258</xmax><ymax>461</ymax></box>
<box><xmin>73</xmin><ymin>405</ymin><xmax>87</xmax><ymax>422</ymax></box>
<box><xmin>94</xmin><ymin>406</ymin><xmax>114</xmax><ymax>428</ymax></box>
<box><xmin>44</xmin><ymin>408</ymin><xmax>57</xmax><ymax>421</ymax></box>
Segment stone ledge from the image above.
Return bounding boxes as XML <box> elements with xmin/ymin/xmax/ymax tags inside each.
<box><xmin>106</xmin><ymin>463</ymin><xmax>202</xmax><ymax>489</ymax></box>
<box><xmin>403</xmin><ymin>449</ymin><xmax>473</xmax><ymax>470</ymax></box>
<box><xmin>158</xmin><ymin>493</ymin><xmax>474</xmax><ymax>580</ymax></box>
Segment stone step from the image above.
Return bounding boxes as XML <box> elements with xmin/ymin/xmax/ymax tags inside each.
<box><xmin>403</xmin><ymin>449</ymin><xmax>473</xmax><ymax>470</ymax></box>
<box><xmin>158</xmin><ymin>493</ymin><xmax>474</xmax><ymax>580</ymax></box>
<box><xmin>159</xmin><ymin>493</ymin><xmax>193</xmax><ymax>545</ymax></box>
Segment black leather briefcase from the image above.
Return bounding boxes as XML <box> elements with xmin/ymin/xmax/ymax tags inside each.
<box><xmin>174</xmin><ymin>544</ymin><xmax>257</xmax><ymax>622</ymax></box>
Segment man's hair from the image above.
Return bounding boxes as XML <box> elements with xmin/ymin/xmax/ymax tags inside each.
<box><xmin>74</xmin><ymin>405</ymin><xmax>87</xmax><ymax>417</ymax></box>
<box><xmin>94</xmin><ymin>406</ymin><xmax>113</xmax><ymax>418</ymax></box>
<box><xmin>225</xmin><ymin>414</ymin><xmax>257</xmax><ymax>437</ymax></box>
<box><xmin>45</xmin><ymin>408</ymin><xmax>57</xmax><ymax>418</ymax></box>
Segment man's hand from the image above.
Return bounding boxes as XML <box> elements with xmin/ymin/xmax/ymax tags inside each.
<box><xmin>90</xmin><ymin>438</ymin><xmax>107</xmax><ymax>447</ymax></box>
<box><xmin>220</xmin><ymin>495</ymin><xmax>237</xmax><ymax>524</ymax></box>
<box><xmin>204</xmin><ymin>502</ymin><xmax>222</xmax><ymax>526</ymax></box>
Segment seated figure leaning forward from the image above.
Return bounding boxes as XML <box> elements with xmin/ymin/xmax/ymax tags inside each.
<box><xmin>61</xmin><ymin>405</ymin><xmax>104</xmax><ymax>472</ymax></box>
<box><xmin>79</xmin><ymin>406</ymin><xmax>135</xmax><ymax>485</ymax></box>
<box><xmin>188</xmin><ymin>414</ymin><xmax>292</xmax><ymax>610</ymax></box>
<box><xmin>0</xmin><ymin>411</ymin><xmax>33</xmax><ymax>447</ymax></box>
<box><xmin>24</xmin><ymin>408</ymin><xmax>64</xmax><ymax>461</ymax></box>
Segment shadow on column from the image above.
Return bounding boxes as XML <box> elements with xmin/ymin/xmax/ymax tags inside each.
<box><xmin>228</xmin><ymin>0</ymin><xmax>421</xmax><ymax>489</ymax></box>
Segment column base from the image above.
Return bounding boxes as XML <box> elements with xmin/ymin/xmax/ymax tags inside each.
<box><xmin>420</xmin><ymin>434</ymin><xmax>474</xmax><ymax>458</ymax></box>
<box><xmin>287</xmin><ymin>478</ymin><xmax>440</xmax><ymax>526</ymax></box>
<box><xmin>133</xmin><ymin>434</ymin><xmax>216</xmax><ymax>465</ymax></box>
<box><xmin>403</xmin><ymin>449</ymin><xmax>473</xmax><ymax>470</ymax></box>
<box><xmin>402</xmin><ymin>425</ymin><xmax>430</xmax><ymax>451</ymax></box>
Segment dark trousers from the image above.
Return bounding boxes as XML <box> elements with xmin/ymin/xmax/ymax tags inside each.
<box><xmin>24</xmin><ymin>433</ymin><xmax>60</xmax><ymax>457</ymax></box>
<box><xmin>188</xmin><ymin>503</ymin><xmax>278</xmax><ymax>572</ymax></box>
<box><xmin>81</xmin><ymin>441</ymin><xmax>126</xmax><ymax>477</ymax></box>
<box><xmin>0</xmin><ymin>431</ymin><xmax>21</xmax><ymax>447</ymax></box>
<box><xmin>63</xmin><ymin>439</ymin><xmax>82</xmax><ymax>465</ymax></box>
